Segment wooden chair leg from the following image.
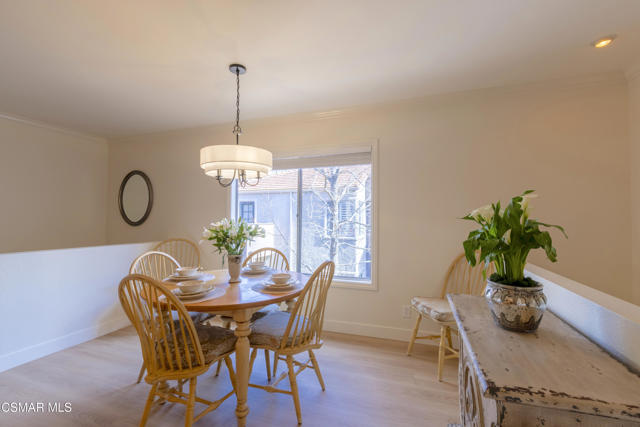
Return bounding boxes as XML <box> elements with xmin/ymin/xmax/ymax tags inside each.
<box><xmin>139</xmin><ymin>383</ymin><xmax>157</xmax><ymax>427</ymax></box>
<box><xmin>308</xmin><ymin>349</ymin><xmax>325</xmax><ymax>391</ymax></box>
<box><xmin>215</xmin><ymin>360</ymin><xmax>222</xmax><ymax>377</ymax></box>
<box><xmin>407</xmin><ymin>314</ymin><xmax>422</xmax><ymax>355</ymax></box>
<box><xmin>185</xmin><ymin>377</ymin><xmax>196</xmax><ymax>427</ymax></box>
<box><xmin>437</xmin><ymin>325</ymin><xmax>446</xmax><ymax>382</ymax></box>
<box><xmin>137</xmin><ymin>362</ymin><xmax>146</xmax><ymax>383</ymax></box>
<box><xmin>273</xmin><ymin>351</ymin><xmax>279</xmax><ymax>378</ymax></box>
<box><xmin>224</xmin><ymin>356</ymin><xmax>237</xmax><ymax>393</ymax></box>
<box><xmin>446</xmin><ymin>326</ymin><xmax>454</xmax><ymax>349</ymax></box>
<box><xmin>264</xmin><ymin>349</ymin><xmax>271</xmax><ymax>382</ymax></box>
<box><xmin>248</xmin><ymin>348</ymin><xmax>258</xmax><ymax>378</ymax></box>
<box><xmin>286</xmin><ymin>356</ymin><xmax>302</xmax><ymax>424</ymax></box>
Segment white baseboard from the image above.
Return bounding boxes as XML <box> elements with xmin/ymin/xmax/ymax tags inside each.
<box><xmin>323</xmin><ymin>318</ymin><xmax>440</xmax><ymax>346</ymax></box>
<box><xmin>0</xmin><ymin>316</ymin><xmax>440</xmax><ymax>373</ymax></box>
<box><xmin>0</xmin><ymin>316</ymin><xmax>130</xmax><ymax>373</ymax></box>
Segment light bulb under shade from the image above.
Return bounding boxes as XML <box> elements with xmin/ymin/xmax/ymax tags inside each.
<box><xmin>200</xmin><ymin>144</ymin><xmax>272</xmax><ymax>179</ymax></box>
<box><xmin>592</xmin><ymin>35</ymin><xmax>617</xmax><ymax>48</ymax></box>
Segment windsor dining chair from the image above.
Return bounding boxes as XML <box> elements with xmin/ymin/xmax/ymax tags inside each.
<box><xmin>406</xmin><ymin>253</ymin><xmax>492</xmax><ymax>381</ymax></box>
<box><xmin>118</xmin><ymin>274</ymin><xmax>237</xmax><ymax>427</ymax></box>
<box><xmin>247</xmin><ymin>261</ymin><xmax>335</xmax><ymax>424</ymax></box>
<box><xmin>154</xmin><ymin>238</ymin><xmax>201</xmax><ymax>269</ymax></box>
<box><xmin>130</xmin><ymin>251</ymin><xmax>211</xmax><ymax>383</ymax></box>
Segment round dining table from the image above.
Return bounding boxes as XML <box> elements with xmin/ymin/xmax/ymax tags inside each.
<box><xmin>165</xmin><ymin>269</ymin><xmax>307</xmax><ymax>427</ymax></box>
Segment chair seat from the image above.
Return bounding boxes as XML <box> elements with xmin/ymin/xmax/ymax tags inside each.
<box><xmin>248</xmin><ymin>311</ymin><xmax>293</xmax><ymax>348</ymax></box>
<box><xmin>189</xmin><ymin>312</ymin><xmax>213</xmax><ymax>324</ymax></box>
<box><xmin>196</xmin><ymin>324</ymin><xmax>237</xmax><ymax>363</ymax></box>
<box><xmin>169</xmin><ymin>324</ymin><xmax>237</xmax><ymax>365</ymax></box>
<box><xmin>250</xmin><ymin>308</ymin><xmax>271</xmax><ymax>323</ymax></box>
<box><xmin>411</xmin><ymin>296</ymin><xmax>454</xmax><ymax>323</ymax></box>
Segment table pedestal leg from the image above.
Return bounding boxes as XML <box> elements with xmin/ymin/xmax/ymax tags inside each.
<box><xmin>233</xmin><ymin>309</ymin><xmax>251</xmax><ymax>427</ymax></box>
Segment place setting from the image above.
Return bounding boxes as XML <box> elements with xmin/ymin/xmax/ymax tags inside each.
<box><xmin>241</xmin><ymin>260</ymin><xmax>271</xmax><ymax>276</ymax></box>
<box><xmin>163</xmin><ymin>267</ymin><xmax>224</xmax><ymax>303</ymax></box>
<box><xmin>165</xmin><ymin>266</ymin><xmax>215</xmax><ymax>282</ymax></box>
<box><xmin>252</xmin><ymin>272</ymin><xmax>300</xmax><ymax>294</ymax></box>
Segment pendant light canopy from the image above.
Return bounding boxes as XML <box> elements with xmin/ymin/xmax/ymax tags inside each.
<box><xmin>200</xmin><ymin>64</ymin><xmax>272</xmax><ymax>187</ymax></box>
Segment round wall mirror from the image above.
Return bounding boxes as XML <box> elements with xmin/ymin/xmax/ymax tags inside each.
<box><xmin>118</xmin><ymin>170</ymin><xmax>153</xmax><ymax>226</ymax></box>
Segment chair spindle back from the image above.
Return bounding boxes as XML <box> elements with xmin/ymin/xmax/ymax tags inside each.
<box><xmin>242</xmin><ymin>247</ymin><xmax>290</xmax><ymax>271</ymax></box>
<box><xmin>130</xmin><ymin>251</ymin><xmax>180</xmax><ymax>281</ymax></box>
<box><xmin>441</xmin><ymin>253</ymin><xmax>494</xmax><ymax>297</ymax></box>
<box><xmin>154</xmin><ymin>238</ymin><xmax>201</xmax><ymax>268</ymax></box>
<box><xmin>118</xmin><ymin>274</ymin><xmax>205</xmax><ymax>377</ymax></box>
<box><xmin>280</xmin><ymin>261</ymin><xmax>335</xmax><ymax>350</ymax></box>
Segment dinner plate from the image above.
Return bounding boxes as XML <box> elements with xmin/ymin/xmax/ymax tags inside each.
<box><xmin>242</xmin><ymin>267</ymin><xmax>270</xmax><ymax>275</ymax></box>
<box><xmin>167</xmin><ymin>273</ymin><xmax>214</xmax><ymax>282</ymax></box>
<box><xmin>264</xmin><ymin>278</ymin><xmax>298</xmax><ymax>287</ymax></box>
<box><xmin>264</xmin><ymin>285</ymin><xmax>296</xmax><ymax>292</ymax></box>
<box><xmin>251</xmin><ymin>283</ymin><xmax>298</xmax><ymax>293</ymax></box>
<box><xmin>172</xmin><ymin>273</ymin><xmax>201</xmax><ymax>280</ymax></box>
<box><xmin>173</xmin><ymin>284</ymin><xmax>215</xmax><ymax>299</ymax></box>
<box><xmin>175</xmin><ymin>285</ymin><xmax>208</xmax><ymax>296</ymax></box>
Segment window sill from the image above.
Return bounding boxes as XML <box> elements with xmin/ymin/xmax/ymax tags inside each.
<box><xmin>331</xmin><ymin>278</ymin><xmax>377</xmax><ymax>291</ymax></box>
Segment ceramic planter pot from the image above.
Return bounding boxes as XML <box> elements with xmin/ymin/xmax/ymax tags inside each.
<box><xmin>484</xmin><ymin>280</ymin><xmax>547</xmax><ymax>333</ymax></box>
<box><xmin>227</xmin><ymin>254</ymin><xmax>243</xmax><ymax>283</ymax></box>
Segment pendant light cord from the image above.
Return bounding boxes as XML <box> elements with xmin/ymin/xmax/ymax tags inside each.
<box><xmin>233</xmin><ymin>68</ymin><xmax>241</xmax><ymax>144</ymax></box>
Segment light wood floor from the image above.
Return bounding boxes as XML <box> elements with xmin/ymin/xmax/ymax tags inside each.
<box><xmin>0</xmin><ymin>327</ymin><xmax>460</xmax><ymax>426</ymax></box>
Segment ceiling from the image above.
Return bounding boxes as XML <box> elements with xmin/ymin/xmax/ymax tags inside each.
<box><xmin>1</xmin><ymin>0</ymin><xmax>640</xmax><ymax>137</ymax></box>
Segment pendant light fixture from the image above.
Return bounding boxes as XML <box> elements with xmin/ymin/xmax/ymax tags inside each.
<box><xmin>200</xmin><ymin>64</ymin><xmax>272</xmax><ymax>187</ymax></box>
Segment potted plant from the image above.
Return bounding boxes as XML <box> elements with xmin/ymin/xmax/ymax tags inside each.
<box><xmin>461</xmin><ymin>190</ymin><xmax>567</xmax><ymax>332</ymax></box>
<box><xmin>202</xmin><ymin>218</ymin><xmax>264</xmax><ymax>283</ymax></box>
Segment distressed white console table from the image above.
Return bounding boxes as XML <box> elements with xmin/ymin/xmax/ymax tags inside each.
<box><xmin>448</xmin><ymin>294</ymin><xmax>640</xmax><ymax>427</ymax></box>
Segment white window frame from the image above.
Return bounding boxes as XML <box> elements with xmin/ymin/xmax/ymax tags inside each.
<box><xmin>229</xmin><ymin>140</ymin><xmax>379</xmax><ymax>292</ymax></box>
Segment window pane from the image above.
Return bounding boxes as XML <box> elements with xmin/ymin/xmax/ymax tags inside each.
<box><xmin>239</xmin><ymin>201</ymin><xmax>255</xmax><ymax>223</ymax></box>
<box><xmin>300</xmin><ymin>165</ymin><xmax>372</xmax><ymax>280</ymax></box>
<box><xmin>237</xmin><ymin>169</ymin><xmax>298</xmax><ymax>270</ymax></box>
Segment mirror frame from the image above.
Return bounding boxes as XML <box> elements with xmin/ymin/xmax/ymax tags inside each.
<box><xmin>118</xmin><ymin>170</ymin><xmax>153</xmax><ymax>226</ymax></box>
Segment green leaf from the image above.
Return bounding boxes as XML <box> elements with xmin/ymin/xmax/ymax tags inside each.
<box><xmin>463</xmin><ymin>239</ymin><xmax>479</xmax><ymax>266</ymax></box>
<box><xmin>460</xmin><ymin>190</ymin><xmax>566</xmax><ymax>285</ymax></box>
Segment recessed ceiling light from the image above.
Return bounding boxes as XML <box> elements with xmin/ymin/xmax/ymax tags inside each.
<box><xmin>592</xmin><ymin>35</ymin><xmax>617</xmax><ymax>48</ymax></box>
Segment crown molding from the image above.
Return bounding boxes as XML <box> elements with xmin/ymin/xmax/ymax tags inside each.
<box><xmin>250</xmin><ymin>71</ymin><xmax>627</xmax><ymax>125</ymax></box>
<box><xmin>111</xmin><ymin>71</ymin><xmax>628</xmax><ymax>142</ymax></box>
<box><xmin>0</xmin><ymin>112</ymin><xmax>105</xmax><ymax>142</ymax></box>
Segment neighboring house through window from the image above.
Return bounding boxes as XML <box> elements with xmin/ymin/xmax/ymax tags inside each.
<box><xmin>234</xmin><ymin>147</ymin><xmax>375</xmax><ymax>285</ymax></box>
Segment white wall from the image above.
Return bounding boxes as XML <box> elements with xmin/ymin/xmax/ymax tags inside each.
<box><xmin>0</xmin><ymin>115</ymin><xmax>109</xmax><ymax>253</ymax></box>
<box><xmin>629</xmin><ymin>66</ymin><xmax>640</xmax><ymax>306</ymax></box>
<box><xmin>107</xmin><ymin>73</ymin><xmax>632</xmax><ymax>340</ymax></box>
<box><xmin>0</xmin><ymin>242</ymin><xmax>155</xmax><ymax>373</ymax></box>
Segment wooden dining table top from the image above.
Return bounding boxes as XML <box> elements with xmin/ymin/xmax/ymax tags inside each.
<box><xmin>163</xmin><ymin>269</ymin><xmax>307</xmax><ymax>312</ymax></box>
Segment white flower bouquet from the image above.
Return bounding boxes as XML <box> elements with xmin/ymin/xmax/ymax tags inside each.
<box><xmin>202</xmin><ymin>217</ymin><xmax>264</xmax><ymax>259</ymax></box>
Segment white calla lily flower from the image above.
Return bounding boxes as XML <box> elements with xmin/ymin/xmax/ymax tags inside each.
<box><xmin>471</xmin><ymin>204</ymin><xmax>494</xmax><ymax>222</ymax></box>
<box><xmin>522</xmin><ymin>192</ymin><xmax>538</xmax><ymax>214</ymax></box>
